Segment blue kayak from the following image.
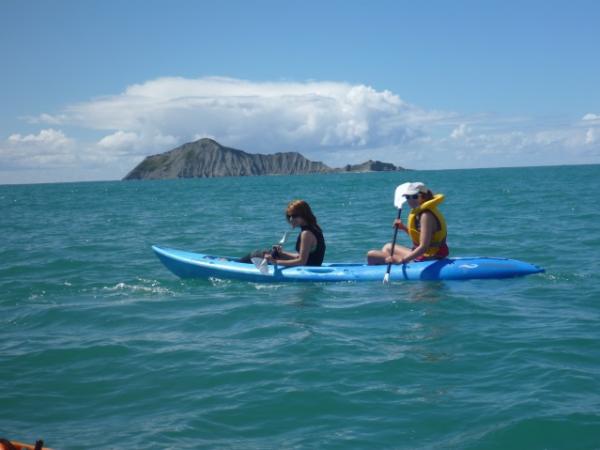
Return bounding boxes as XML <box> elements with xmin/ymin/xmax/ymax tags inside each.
<box><xmin>152</xmin><ymin>245</ymin><xmax>544</xmax><ymax>282</ymax></box>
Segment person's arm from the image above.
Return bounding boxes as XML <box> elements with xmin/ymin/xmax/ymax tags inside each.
<box><xmin>266</xmin><ymin>231</ymin><xmax>316</xmax><ymax>266</ymax></box>
<box><xmin>263</xmin><ymin>244</ymin><xmax>296</xmax><ymax>260</ymax></box>
<box><xmin>272</xmin><ymin>246</ymin><xmax>297</xmax><ymax>260</ymax></box>
<box><xmin>393</xmin><ymin>219</ymin><xmax>409</xmax><ymax>234</ymax></box>
<box><xmin>390</xmin><ymin>212</ymin><xmax>434</xmax><ymax>264</ymax></box>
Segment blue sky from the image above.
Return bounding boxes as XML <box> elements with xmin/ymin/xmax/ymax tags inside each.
<box><xmin>1</xmin><ymin>0</ymin><xmax>599</xmax><ymax>184</ymax></box>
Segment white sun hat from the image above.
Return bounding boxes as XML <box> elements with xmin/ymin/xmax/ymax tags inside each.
<box><xmin>403</xmin><ymin>182</ymin><xmax>429</xmax><ymax>195</ymax></box>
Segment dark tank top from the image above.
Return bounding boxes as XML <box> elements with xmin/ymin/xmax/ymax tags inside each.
<box><xmin>295</xmin><ymin>225</ymin><xmax>326</xmax><ymax>266</ymax></box>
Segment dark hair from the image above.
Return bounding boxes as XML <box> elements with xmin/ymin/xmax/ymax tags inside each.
<box><xmin>419</xmin><ymin>190</ymin><xmax>434</xmax><ymax>201</ymax></box>
<box><xmin>286</xmin><ymin>200</ymin><xmax>322</xmax><ymax>232</ymax></box>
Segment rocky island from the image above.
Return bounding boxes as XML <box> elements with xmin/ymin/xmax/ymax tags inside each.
<box><xmin>123</xmin><ymin>138</ymin><xmax>405</xmax><ymax>180</ymax></box>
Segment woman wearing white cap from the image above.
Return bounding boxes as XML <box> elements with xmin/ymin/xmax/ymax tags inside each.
<box><xmin>367</xmin><ymin>182</ymin><xmax>449</xmax><ymax>265</ymax></box>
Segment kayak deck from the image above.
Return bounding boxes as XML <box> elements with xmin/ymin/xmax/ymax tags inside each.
<box><xmin>152</xmin><ymin>245</ymin><xmax>544</xmax><ymax>282</ymax></box>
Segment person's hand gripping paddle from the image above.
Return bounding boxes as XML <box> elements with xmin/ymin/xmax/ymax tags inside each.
<box><xmin>251</xmin><ymin>231</ymin><xmax>289</xmax><ymax>274</ymax></box>
<box><xmin>383</xmin><ymin>183</ymin><xmax>410</xmax><ymax>284</ymax></box>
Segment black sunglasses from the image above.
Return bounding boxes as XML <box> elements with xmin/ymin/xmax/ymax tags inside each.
<box><xmin>403</xmin><ymin>193</ymin><xmax>420</xmax><ymax>200</ymax></box>
<box><xmin>287</xmin><ymin>214</ymin><xmax>300</xmax><ymax>220</ymax></box>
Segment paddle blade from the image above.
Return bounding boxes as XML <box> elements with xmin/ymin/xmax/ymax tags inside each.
<box><xmin>279</xmin><ymin>231</ymin><xmax>289</xmax><ymax>245</ymax></box>
<box><xmin>383</xmin><ymin>272</ymin><xmax>390</xmax><ymax>284</ymax></box>
<box><xmin>250</xmin><ymin>257</ymin><xmax>270</xmax><ymax>274</ymax></box>
<box><xmin>394</xmin><ymin>182</ymin><xmax>411</xmax><ymax>208</ymax></box>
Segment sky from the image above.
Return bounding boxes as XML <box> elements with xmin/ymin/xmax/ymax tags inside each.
<box><xmin>1</xmin><ymin>0</ymin><xmax>599</xmax><ymax>184</ymax></box>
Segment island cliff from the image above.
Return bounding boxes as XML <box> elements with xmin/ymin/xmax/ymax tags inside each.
<box><xmin>123</xmin><ymin>138</ymin><xmax>405</xmax><ymax>180</ymax></box>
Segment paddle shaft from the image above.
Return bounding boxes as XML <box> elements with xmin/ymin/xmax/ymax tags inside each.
<box><xmin>385</xmin><ymin>208</ymin><xmax>403</xmax><ymax>277</ymax></box>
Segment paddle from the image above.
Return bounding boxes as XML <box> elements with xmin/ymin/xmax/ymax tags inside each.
<box><xmin>383</xmin><ymin>183</ymin><xmax>410</xmax><ymax>284</ymax></box>
<box><xmin>251</xmin><ymin>231</ymin><xmax>289</xmax><ymax>274</ymax></box>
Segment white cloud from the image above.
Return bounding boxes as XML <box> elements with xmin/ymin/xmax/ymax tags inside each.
<box><xmin>97</xmin><ymin>131</ymin><xmax>140</xmax><ymax>150</ymax></box>
<box><xmin>59</xmin><ymin>76</ymin><xmax>440</xmax><ymax>153</ymax></box>
<box><xmin>25</xmin><ymin>113</ymin><xmax>69</xmax><ymax>125</ymax></box>
<box><xmin>450</xmin><ymin>123</ymin><xmax>470</xmax><ymax>139</ymax></box>
<box><xmin>2</xmin><ymin>128</ymin><xmax>140</xmax><ymax>170</ymax></box>
<box><xmin>2</xmin><ymin>76</ymin><xmax>599</xmax><ymax>184</ymax></box>
<box><xmin>8</xmin><ymin>128</ymin><xmax>72</xmax><ymax>147</ymax></box>
<box><xmin>97</xmin><ymin>131</ymin><xmax>177</xmax><ymax>155</ymax></box>
<box><xmin>1</xmin><ymin>129</ymin><xmax>76</xmax><ymax>169</ymax></box>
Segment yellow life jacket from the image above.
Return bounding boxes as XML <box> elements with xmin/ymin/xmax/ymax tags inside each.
<box><xmin>407</xmin><ymin>194</ymin><xmax>448</xmax><ymax>258</ymax></box>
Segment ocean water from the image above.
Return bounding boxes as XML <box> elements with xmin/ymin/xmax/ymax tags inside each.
<box><xmin>1</xmin><ymin>165</ymin><xmax>600</xmax><ymax>449</ymax></box>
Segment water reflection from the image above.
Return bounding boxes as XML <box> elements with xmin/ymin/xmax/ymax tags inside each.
<box><xmin>395</xmin><ymin>280</ymin><xmax>449</xmax><ymax>303</ymax></box>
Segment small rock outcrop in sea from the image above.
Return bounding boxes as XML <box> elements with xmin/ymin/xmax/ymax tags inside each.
<box><xmin>123</xmin><ymin>138</ymin><xmax>405</xmax><ymax>180</ymax></box>
<box><xmin>339</xmin><ymin>160</ymin><xmax>401</xmax><ymax>173</ymax></box>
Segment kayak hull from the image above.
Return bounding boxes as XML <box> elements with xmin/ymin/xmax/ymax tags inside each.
<box><xmin>152</xmin><ymin>245</ymin><xmax>544</xmax><ymax>282</ymax></box>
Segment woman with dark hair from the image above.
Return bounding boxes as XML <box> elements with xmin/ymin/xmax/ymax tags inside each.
<box><xmin>367</xmin><ymin>182</ymin><xmax>449</xmax><ymax>265</ymax></box>
<box><xmin>264</xmin><ymin>199</ymin><xmax>326</xmax><ymax>267</ymax></box>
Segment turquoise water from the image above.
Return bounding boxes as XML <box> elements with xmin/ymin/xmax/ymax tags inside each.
<box><xmin>1</xmin><ymin>165</ymin><xmax>600</xmax><ymax>449</ymax></box>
